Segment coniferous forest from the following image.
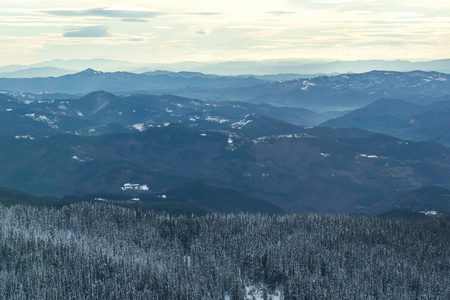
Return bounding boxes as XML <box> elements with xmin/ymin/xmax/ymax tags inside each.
<box><xmin>0</xmin><ymin>203</ymin><xmax>448</xmax><ymax>299</ymax></box>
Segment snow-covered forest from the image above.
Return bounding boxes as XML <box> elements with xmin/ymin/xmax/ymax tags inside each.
<box><xmin>0</xmin><ymin>203</ymin><xmax>448</xmax><ymax>299</ymax></box>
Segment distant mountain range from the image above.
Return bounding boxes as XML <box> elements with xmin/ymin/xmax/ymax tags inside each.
<box><xmin>0</xmin><ymin>68</ymin><xmax>266</xmax><ymax>94</ymax></box>
<box><xmin>190</xmin><ymin>59</ymin><xmax>450</xmax><ymax>76</ymax></box>
<box><xmin>3</xmin><ymin>58</ymin><xmax>450</xmax><ymax>75</ymax></box>
<box><xmin>2</xmin><ymin>69</ymin><xmax>450</xmax><ymax>111</ymax></box>
<box><xmin>1</xmin><ymin>81</ymin><xmax>449</xmax><ymax>146</ymax></box>
<box><xmin>207</xmin><ymin>70</ymin><xmax>450</xmax><ymax>110</ymax></box>
<box><xmin>0</xmin><ymin>67</ymin><xmax>77</xmax><ymax>78</ymax></box>
<box><xmin>0</xmin><ymin>59</ymin><xmax>142</xmax><ymax>74</ymax></box>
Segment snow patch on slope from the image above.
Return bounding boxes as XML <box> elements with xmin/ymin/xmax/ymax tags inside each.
<box><xmin>25</xmin><ymin>113</ymin><xmax>59</xmax><ymax>129</ymax></box>
<box><xmin>244</xmin><ymin>285</ymin><xmax>282</xmax><ymax>300</ymax></box>
<box><xmin>132</xmin><ymin>123</ymin><xmax>145</xmax><ymax>131</ymax></box>
<box><xmin>360</xmin><ymin>153</ymin><xmax>378</xmax><ymax>159</ymax></box>
<box><xmin>15</xmin><ymin>135</ymin><xmax>35</xmax><ymax>140</ymax></box>
<box><xmin>72</xmin><ymin>155</ymin><xmax>85</xmax><ymax>162</ymax></box>
<box><xmin>121</xmin><ymin>183</ymin><xmax>149</xmax><ymax>191</ymax></box>
<box><xmin>252</xmin><ymin>133</ymin><xmax>315</xmax><ymax>144</ymax></box>
<box><xmin>205</xmin><ymin>116</ymin><xmax>229</xmax><ymax>123</ymax></box>
<box><xmin>231</xmin><ymin>115</ymin><xmax>253</xmax><ymax>129</ymax></box>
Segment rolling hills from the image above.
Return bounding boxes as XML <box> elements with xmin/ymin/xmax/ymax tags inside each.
<box><xmin>0</xmin><ymin>122</ymin><xmax>449</xmax><ymax>214</ymax></box>
<box><xmin>0</xmin><ymin>91</ymin><xmax>326</xmax><ymax>137</ymax></box>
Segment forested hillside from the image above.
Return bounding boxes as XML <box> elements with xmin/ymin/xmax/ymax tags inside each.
<box><xmin>1</xmin><ymin>203</ymin><xmax>448</xmax><ymax>299</ymax></box>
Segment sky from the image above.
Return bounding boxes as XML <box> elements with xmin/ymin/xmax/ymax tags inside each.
<box><xmin>1</xmin><ymin>0</ymin><xmax>450</xmax><ymax>66</ymax></box>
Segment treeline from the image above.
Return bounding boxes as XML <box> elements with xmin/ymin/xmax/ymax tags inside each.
<box><xmin>0</xmin><ymin>203</ymin><xmax>449</xmax><ymax>299</ymax></box>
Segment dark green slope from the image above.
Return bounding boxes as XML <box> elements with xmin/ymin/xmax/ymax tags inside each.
<box><xmin>0</xmin><ymin>187</ymin><xmax>68</xmax><ymax>208</ymax></box>
<box><xmin>165</xmin><ymin>183</ymin><xmax>284</xmax><ymax>214</ymax></box>
<box><xmin>320</xmin><ymin>98</ymin><xmax>424</xmax><ymax>132</ymax></box>
<box><xmin>321</xmin><ymin>97</ymin><xmax>450</xmax><ymax>146</ymax></box>
<box><xmin>322</xmin><ymin>108</ymin><xmax>402</xmax><ymax>132</ymax></box>
<box><xmin>0</xmin><ymin>182</ymin><xmax>283</xmax><ymax>215</ymax></box>
<box><xmin>364</xmin><ymin>186</ymin><xmax>450</xmax><ymax>216</ymax></box>
<box><xmin>364</xmin><ymin>98</ymin><xmax>425</xmax><ymax>118</ymax></box>
<box><xmin>0</xmin><ymin>124</ymin><xmax>449</xmax><ymax>213</ymax></box>
<box><xmin>396</xmin><ymin>111</ymin><xmax>450</xmax><ymax>145</ymax></box>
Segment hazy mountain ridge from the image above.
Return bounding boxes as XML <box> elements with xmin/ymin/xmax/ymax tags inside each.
<box><xmin>322</xmin><ymin>97</ymin><xmax>450</xmax><ymax>146</ymax></box>
<box><xmin>2</xmin><ymin>69</ymin><xmax>450</xmax><ymax>112</ymax></box>
<box><xmin>0</xmin><ymin>91</ymin><xmax>326</xmax><ymax>137</ymax></box>
<box><xmin>218</xmin><ymin>70</ymin><xmax>450</xmax><ymax>110</ymax></box>
<box><xmin>3</xmin><ymin>58</ymin><xmax>450</xmax><ymax>75</ymax></box>
<box><xmin>0</xmin><ymin>67</ymin><xmax>76</xmax><ymax>78</ymax></box>
<box><xmin>0</xmin><ymin>68</ymin><xmax>267</xmax><ymax>94</ymax></box>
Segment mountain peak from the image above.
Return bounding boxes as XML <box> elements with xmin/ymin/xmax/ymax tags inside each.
<box><xmin>79</xmin><ymin>68</ymin><xmax>103</xmax><ymax>75</ymax></box>
<box><xmin>80</xmin><ymin>90</ymin><xmax>117</xmax><ymax>99</ymax></box>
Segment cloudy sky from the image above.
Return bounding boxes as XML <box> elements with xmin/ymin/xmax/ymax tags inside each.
<box><xmin>1</xmin><ymin>0</ymin><xmax>450</xmax><ymax>66</ymax></box>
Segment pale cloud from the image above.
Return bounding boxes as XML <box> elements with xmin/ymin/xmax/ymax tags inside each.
<box><xmin>128</xmin><ymin>38</ymin><xmax>146</xmax><ymax>42</ymax></box>
<box><xmin>42</xmin><ymin>7</ymin><xmax>162</xmax><ymax>19</ymax></box>
<box><xmin>186</xmin><ymin>12</ymin><xmax>219</xmax><ymax>16</ymax></box>
<box><xmin>344</xmin><ymin>10</ymin><xmax>372</xmax><ymax>14</ymax></box>
<box><xmin>266</xmin><ymin>11</ymin><xmax>298</xmax><ymax>15</ymax></box>
<box><xmin>196</xmin><ymin>29</ymin><xmax>210</xmax><ymax>35</ymax></box>
<box><xmin>63</xmin><ymin>26</ymin><xmax>110</xmax><ymax>37</ymax></box>
<box><xmin>0</xmin><ymin>0</ymin><xmax>450</xmax><ymax>65</ymax></box>
<box><xmin>316</xmin><ymin>0</ymin><xmax>359</xmax><ymax>3</ymax></box>
<box><xmin>121</xmin><ymin>18</ymin><xmax>148</xmax><ymax>23</ymax></box>
<box><xmin>394</xmin><ymin>12</ymin><xmax>424</xmax><ymax>17</ymax></box>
